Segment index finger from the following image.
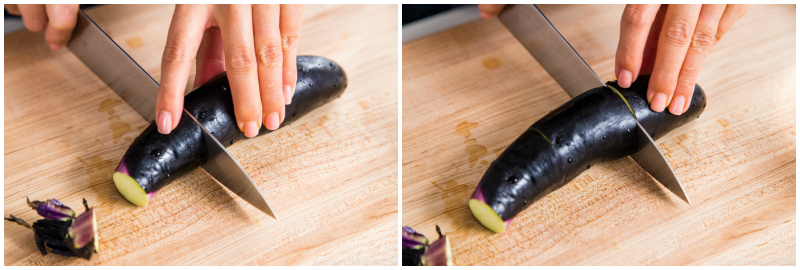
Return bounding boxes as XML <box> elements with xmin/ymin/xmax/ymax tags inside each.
<box><xmin>478</xmin><ymin>4</ymin><xmax>505</xmax><ymax>18</ymax></box>
<box><xmin>615</xmin><ymin>4</ymin><xmax>660</xmax><ymax>88</ymax></box>
<box><xmin>43</xmin><ymin>4</ymin><xmax>79</xmax><ymax>50</ymax></box>
<box><xmin>156</xmin><ymin>5</ymin><xmax>208</xmax><ymax>134</ymax></box>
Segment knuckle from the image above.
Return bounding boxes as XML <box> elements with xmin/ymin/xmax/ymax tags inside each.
<box><xmin>25</xmin><ymin>19</ymin><xmax>46</xmax><ymax>32</ymax></box>
<box><xmin>235</xmin><ymin>104</ymin><xmax>261</xmax><ymax>118</ymax></box>
<box><xmin>261</xmin><ymin>95</ymin><xmax>284</xmax><ymax>109</ymax></box>
<box><xmin>623</xmin><ymin>6</ymin><xmax>651</xmax><ymax>28</ymax></box>
<box><xmin>227</xmin><ymin>46</ymin><xmax>256</xmax><ymax>73</ymax></box>
<box><xmin>618</xmin><ymin>52</ymin><xmax>639</xmax><ymax>67</ymax></box>
<box><xmin>663</xmin><ymin>20</ymin><xmax>693</xmax><ymax>46</ymax></box>
<box><xmin>162</xmin><ymin>43</ymin><xmax>193</xmax><ymax>65</ymax></box>
<box><xmin>690</xmin><ymin>31</ymin><xmax>715</xmax><ymax>50</ymax></box>
<box><xmin>281</xmin><ymin>35</ymin><xmax>298</xmax><ymax>51</ymax></box>
<box><xmin>158</xmin><ymin>88</ymin><xmax>184</xmax><ymax>106</ymax></box>
<box><xmin>676</xmin><ymin>75</ymin><xmax>696</xmax><ymax>92</ymax></box>
<box><xmin>653</xmin><ymin>74</ymin><xmax>678</xmax><ymax>90</ymax></box>
<box><xmin>48</xmin><ymin>19</ymin><xmax>73</xmax><ymax>31</ymax></box>
<box><xmin>256</xmin><ymin>43</ymin><xmax>282</xmax><ymax>67</ymax></box>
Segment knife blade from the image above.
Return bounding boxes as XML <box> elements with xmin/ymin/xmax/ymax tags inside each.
<box><xmin>185</xmin><ymin>109</ymin><xmax>277</xmax><ymax>218</ymax></box>
<box><xmin>67</xmin><ymin>10</ymin><xmax>159</xmax><ymax>122</ymax></box>
<box><xmin>498</xmin><ymin>4</ymin><xmax>690</xmax><ymax>204</ymax></box>
<box><xmin>66</xmin><ymin>10</ymin><xmax>278</xmax><ymax>216</ymax></box>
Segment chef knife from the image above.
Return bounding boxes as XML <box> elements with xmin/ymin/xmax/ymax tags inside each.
<box><xmin>66</xmin><ymin>10</ymin><xmax>278</xmax><ymax>217</ymax></box>
<box><xmin>498</xmin><ymin>4</ymin><xmax>690</xmax><ymax>204</ymax></box>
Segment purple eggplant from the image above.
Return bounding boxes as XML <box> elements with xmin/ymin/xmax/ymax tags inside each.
<box><xmin>402</xmin><ymin>225</ymin><xmax>453</xmax><ymax>266</ymax></box>
<box><xmin>470</xmin><ymin>76</ymin><xmax>707</xmax><ymax>233</ymax></box>
<box><xmin>113</xmin><ymin>55</ymin><xmax>347</xmax><ymax>206</ymax></box>
<box><xmin>26</xmin><ymin>197</ymin><xmax>75</xmax><ymax>221</ymax></box>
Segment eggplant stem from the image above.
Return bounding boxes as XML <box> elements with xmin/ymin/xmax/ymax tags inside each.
<box><xmin>5</xmin><ymin>215</ymin><xmax>33</xmax><ymax>230</ymax></box>
<box><xmin>82</xmin><ymin>198</ymin><xmax>90</xmax><ymax>212</ymax></box>
<box><xmin>435</xmin><ymin>225</ymin><xmax>443</xmax><ymax>238</ymax></box>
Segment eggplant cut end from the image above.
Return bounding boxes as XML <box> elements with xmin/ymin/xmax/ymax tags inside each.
<box><xmin>469</xmin><ymin>199</ymin><xmax>505</xmax><ymax>233</ymax></box>
<box><xmin>112</xmin><ymin>172</ymin><xmax>148</xmax><ymax>206</ymax></box>
<box><xmin>422</xmin><ymin>235</ymin><xmax>453</xmax><ymax>266</ymax></box>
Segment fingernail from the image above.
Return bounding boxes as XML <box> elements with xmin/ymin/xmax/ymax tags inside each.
<box><xmin>265</xmin><ymin>112</ymin><xmax>280</xmax><ymax>130</ymax></box>
<box><xmin>651</xmin><ymin>93</ymin><xmax>668</xmax><ymax>112</ymax></box>
<box><xmin>49</xmin><ymin>44</ymin><xmax>62</xmax><ymax>50</ymax></box>
<box><xmin>647</xmin><ymin>88</ymin><xmax>655</xmax><ymax>103</ymax></box>
<box><xmin>284</xmin><ymin>85</ymin><xmax>292</xmax><ymax>105</ymax></box>
<box><xmin>157</xmin><ymin>110</ymin><xmax>172</xmax><ymax>134</ymax></box>
<box><xmin>669</xmin><ymin>96</ymin><xmax>685</xmax><ymax>115</ymax></box>
<box><xmin>243</xmin><ymin>121</ymin><xmax>259</xmax><ymax>138</ymax></box>
<box><xmin>618</xmin><ymin>69</ymin><xmax>632</xmax><ymax>88</ymax></box>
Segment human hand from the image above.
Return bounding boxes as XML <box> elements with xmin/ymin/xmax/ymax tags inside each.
<box><xmin>156</xmin><ymin>4</ymin><xmax>304</xmax><ymax>137</ymax></box>
<box><xmin>615</xmin><ymin>4</ymin><xmax>750</xmax><ymax>115</ymax></box>
<box><xmin>478</xmin><ymin>4</ymin><xmax>506</xmax><ymax>19</ymax></box>
<box><xmin>4</xmin><ymin>4</ymin><xmax>80</xmax><ymax>50</ymax></box>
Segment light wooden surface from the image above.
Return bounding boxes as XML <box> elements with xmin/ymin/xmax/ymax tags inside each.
<box><xmin>5</xmin><ymin>4</ymin><xmax>398</xmax><ymax>265</ymax></box>
<box><xmin>402</xmin><ymin>4</ymin><xmax>795</xmax><ymax>266</ymax></box>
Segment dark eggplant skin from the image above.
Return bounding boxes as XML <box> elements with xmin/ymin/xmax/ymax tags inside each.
<box><xmin>473</xmin><ymin>75</ymin><xmax>706</xmax><ymax>221</ymax></box>
<box><xmin>117</xmin><ymin>55</ymin><xmax>347</xmax><ymax>193</ymax></box>
<box><xmin>31</xmin><ymin>219</ymin><xmax>74</xmax><ymax>257</ymax></box>
<box><xmin>402</xmin><ymin>248</ymin><xmax>425</xmax><ymax>266</ymax></box>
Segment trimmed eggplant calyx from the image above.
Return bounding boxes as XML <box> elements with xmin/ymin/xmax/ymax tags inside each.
<box><xmin>27</xmin><ymin>197</ymin><xmax>75</xmax><ymax>221</ymax></box>
<box><xmin>401</xmin><ymin>225</ymin><xmax>454</xmax><ymax>266</ymax></box>
<box><xmin>68</xmin><ymin>208</ymin><xmax>96</xmax><ymax>249</ymax></box>
<box><xmin>421</xmin><ymin>225</ymin><xmax>453</xmax><ymax>266</ymax></box>
<box><xmin>403</xmin><ymin>246</ymin><xmax>426</xmax><ymax>266</ymax></box>
<box><xmin>402</xmin><ymin>226</ymin><xmax>429</xmax><ymax>249</ymax></box>
<box><xmin>422</xmin><ymin>238</ymin><xmax>452</xmax><ymax>266</ymax></box>
<box><xmin>5</xmin><ymin>198</ymin><xmax>97</xmax><ymax>260</ymax></box>
<box><xmin>66</xmin><ymin>200</ymin><xmax>99</xmax><ymax>259</ymax></box>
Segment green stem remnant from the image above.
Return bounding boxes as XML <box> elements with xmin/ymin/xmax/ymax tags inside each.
<box><xmin>608</xmin><ymin>85</ymin><xmax>637</xmax><ymax>119</ymax></box>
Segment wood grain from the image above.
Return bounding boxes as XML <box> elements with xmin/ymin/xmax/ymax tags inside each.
<box><xmin>4</xmin><ymin>4</ymin><xmax>398</xmax><ymax>265</ymax></box>
<box><xmin>402</xmin><ymin>4</ymin><xmax>795</xmax><ymax>266</ymax></box>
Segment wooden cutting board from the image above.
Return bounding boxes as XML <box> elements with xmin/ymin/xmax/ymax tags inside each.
<box><xmin>4</xmin><ymin>4</ymin><xmax>398</xmax><ymax>265</ymax></box>
<box><xmin>402</xmin><ymin>4</ymin><xmax>794</xmax><ymax>266</ymax></box>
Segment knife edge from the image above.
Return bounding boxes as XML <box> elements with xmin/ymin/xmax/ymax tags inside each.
<box><xmin>183</xmin><ymin>109</ymin><xmax>277</xmax><ymax>219</ymax></box>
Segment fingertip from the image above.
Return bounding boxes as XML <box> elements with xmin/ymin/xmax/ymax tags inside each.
<box><xmin>264</xmin><ymin>112</ymin><xmax>280</xmax><ymax>130</ymax></box>
<box><xmin>669</xmin><ymin>95</ymin><xmax>685</xmax><ymax>115</ymax></box>
<box><xmin>243</xmin><ymin>121</ymin><xmax>259</xmax><ymax>138</ymax></box>
<box><xmin>481</xmin><ymin>12</ymin><xmax>492</xmax><ymax>19</ymax></box>
<box><xmin>49</xmin><ymin>43</ymin><xmax>62</xmax><ymax>50</ymax></box>
<box><xmin>157</xmin><ymin>110</ymin><xmax>173</xmax><ymax>134</ymax></box>
<box><xmin>650</xmin><ymin>92</ymin><xmax>668</xmax><ymax>112</ymax></box>
<box><xmin>618</xmin><ymin>69</ymin><xmax>633</xmax><ymax>88</ymax></box>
